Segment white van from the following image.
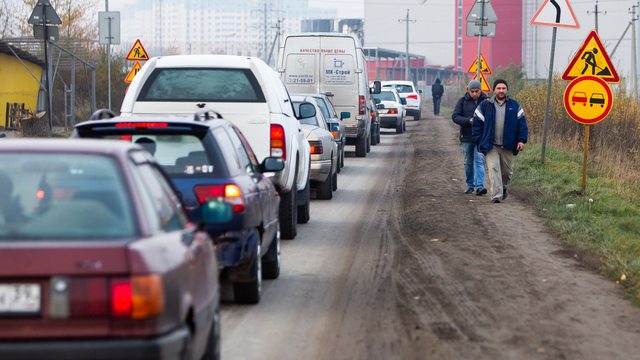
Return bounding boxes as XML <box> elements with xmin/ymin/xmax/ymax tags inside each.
<box><xmin>278</xmin><ymin>33</ymin><xmax>380</xmax><ymax>157</ymax></box>
<box><xmin>119</xmin><ymin>55</ymin><xmax>311</xmax><ymax>240</ymax></box>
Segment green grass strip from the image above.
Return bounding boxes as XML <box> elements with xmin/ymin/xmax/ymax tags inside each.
<box><xmin>511</xmin><ymin>143</ymin><xmax>640</xmax><ymax>305</ymax></box>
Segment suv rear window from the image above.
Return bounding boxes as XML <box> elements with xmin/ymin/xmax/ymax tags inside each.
<box><xmin>0</xmin><ymin>154</ymin><xmax>136</xmax><ymax>240</ymax></box>
<box><xmin>137</xmin><ymin>68</ymin><xmax>266</xmax><ymax>103</ymax></box>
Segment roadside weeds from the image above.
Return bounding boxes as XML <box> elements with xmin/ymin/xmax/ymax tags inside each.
<box><xmin>511</xmin><ymin>143</ymin><xmax>640</xmax><ymax>305</ymax></box>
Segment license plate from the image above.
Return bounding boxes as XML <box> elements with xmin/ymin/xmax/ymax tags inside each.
<box><xmin>379</xmin><ymin>109</ymin><xmax>389</xmax><ymax>114</ymax></box>
<box><xmin>0</xmin><ymin>284</ymin><xmax>41</xmax><ymax>314</ymax></box>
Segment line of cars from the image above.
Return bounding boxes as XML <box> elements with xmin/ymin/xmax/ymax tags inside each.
<box><xmin>0</xmin><ymin>33</ymin><xmax>420</xmax><ymax>359</ymax></box>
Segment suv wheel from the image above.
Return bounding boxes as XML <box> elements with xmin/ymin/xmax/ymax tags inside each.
<box><xmin>279</xmin><ymin>172</ymin><xmax>298</xmax><ymax>240</ymax></box>
<box><xmin>297</xmin><ymin>177</ymin><xmax>310</xmax><ymax>224</ymax></box>
<box><xmin>366</xmin><ymin>133</ymin><xmax>371</xmax><ymax>153</ymax></box>
<box><xmin>263</xmin><ymin>224</ymin><xmax>280</xmax><ymax>279</ymax></box>
<box><xmin>316</xmin><ymin>164</ymin><xmax>333</xmax><ymax>200</ymax></box>
<box><xmin>415</xmin><ymin>110</ymin><xmax>421</xmax><ymax>120</ymax></box>
<box><xmin>234</xmin><ymin>238</ymin><xmax>262</xmax><ymax>304</ymax></box>
<box><xmin>355</xmin><ymin>135</ymin><xmax>367</xmax><ymax>157</ymax></box>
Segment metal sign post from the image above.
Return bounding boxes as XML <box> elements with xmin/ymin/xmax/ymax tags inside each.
<box><xmin>99</xmin><ymin>11</ymin><xmax>120</xmax><ymax>111</ymax></box>
<box><xmin>531</xmin><ymin>0</ymin><xmax>580</xmax><ymax>163</ymax></box>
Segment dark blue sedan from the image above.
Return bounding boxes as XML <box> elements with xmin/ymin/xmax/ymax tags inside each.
<box><xmin>73</xmin><ymin>110</ymin><xmax>284</xmax><ymax>304</ymax></box>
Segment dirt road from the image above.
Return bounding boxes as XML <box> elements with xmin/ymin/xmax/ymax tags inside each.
<box><xmin>221</xmin><ymin>112</ymin><xmax>640</xmax><ymax>360</ymax></box>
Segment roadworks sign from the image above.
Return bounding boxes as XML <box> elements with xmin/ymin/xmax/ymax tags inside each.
<box><xmin>467</xmin><ymin>53</ymin><xmax>492</xmax><ymax>74</ymax></box>
<box><xmin>530</xmin><ymin>0</ymin><xmax>580</xmax><ymax>28</ymax></box>
<box><xmin>562</xmin><ymin>30</ymin><xmax>619</xmax><ymax>83</ymax></box>
<box><xmin>125</xmin><ymin>61</ymin><xmax>142</xmax><ymax>83</ymax></box>
<box><xmin>126</xmin><ymin>39</ymin><xmax>149</xmax><ymax>61</ymax></box>
<box><xmin>470</xmin><ymin>72</ymin><xmax>491</xmax><ymax>93</ymax></box>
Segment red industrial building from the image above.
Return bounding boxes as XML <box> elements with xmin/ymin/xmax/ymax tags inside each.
<box><xmin>456</xmin><ymin>0</ymin><xmax>523</xmax><ymax>73</ymax></box>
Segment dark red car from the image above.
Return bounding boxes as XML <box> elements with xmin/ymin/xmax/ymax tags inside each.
<box><xmin>0</xmin><ymin>139</ymin><xmax>222</xmax><ymax>360</ymax></box>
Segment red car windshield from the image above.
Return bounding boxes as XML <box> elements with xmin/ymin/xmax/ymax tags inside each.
<box><xmin>0</xmin><ymin>153</ymin><xmax>137</xmax><ymax>240</ymax></box>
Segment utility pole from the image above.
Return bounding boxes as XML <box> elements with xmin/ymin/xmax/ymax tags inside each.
<box><xmin>632</xmin><ymin>3</ymin><xmax>639</xmax><ymax>98</ymax></box>
<box><xmin>398</xmin><ymin>9</ymin><xmax>416</xmax><ymax>82</ymax></box>
<box><xmin>587</xmin><ymin>0</ymin><xmax>606</xmax><ymax>33</ymax></box>
<box><xmin>264</xmin><ymin>2</ymin><xmax>267</xmax><ymax>62</ymax></box>
<box><xmin>105</xmin><ymin>0</ymin><xmax>111</xmax><ymax>110</ymax></box>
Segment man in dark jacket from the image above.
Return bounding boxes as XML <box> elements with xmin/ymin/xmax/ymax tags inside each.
<box><xmin>431</xmin><ymin>78</ymin><xmax>444</xmax><ymax>116</ymax></box>
<box><xmin>472</xmin><ymin>79</ymin><xmax>528</xmax><ymax>203</ymax></box>
<box><xmin>452</xmin><ymin>80</ymin><xmax>488</xmax><ymax>195</ymax></box>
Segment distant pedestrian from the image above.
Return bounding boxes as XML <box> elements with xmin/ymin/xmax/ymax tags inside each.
<box><xmin>452</xmin><ymin>80</ymin><xmax>488</xmax><ymax>195</ymax></box>
<box><xmin>472</xmin><ymin>79</ymin><xmax>528</xmax><ymax>203</ymax></box>
<box><xmin>431</xmin><ymin>78</ymin><xmax>444</xmax><ymax>116</ymax></box>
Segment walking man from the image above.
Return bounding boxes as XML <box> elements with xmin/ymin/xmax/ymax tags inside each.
<box><xmin>452</xmin><ymin>80</ymin><xmax>488</xmax><ymax>195</ymax></box>
<box><xmin>431</xmin><ymin>78</ymin><xmax>444</xmax><ymax>116</ymax></box>
<box><xmin>472</xmin><ymin>79</ymin><xmax>528</xmax><ymax>203</ymax></box>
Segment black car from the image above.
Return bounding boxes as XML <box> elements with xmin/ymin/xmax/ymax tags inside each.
<box><xmin>73</xmin><ymin>110</ymin><xmax>285</xmax><ymax>304</ymax></box>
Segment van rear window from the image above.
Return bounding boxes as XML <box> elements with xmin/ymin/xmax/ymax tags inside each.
<box><xmin>137</xmin><ymin>68</ymin><xmax>266</xmax><ymax>103</ymax></box>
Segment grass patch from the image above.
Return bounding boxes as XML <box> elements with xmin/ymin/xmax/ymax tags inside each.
<box><xmin>511</xmin><ymin>143</ymin><xmax>640</xmax><ymax>305</ymax></box>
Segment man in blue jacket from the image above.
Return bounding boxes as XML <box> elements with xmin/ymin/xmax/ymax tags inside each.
<box><xmin>452</xmin><ymin>80</ymin><xmax>488</xmax><ymax>195</ymax></box>
<box><xmin>472</xmin><ymin>79</ymin><xmax>528</xmax><ymax>203</ymax></box>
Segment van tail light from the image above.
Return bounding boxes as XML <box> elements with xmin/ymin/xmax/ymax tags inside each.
<box><xmin>359</xmin><ymin>96</ymin><xmax>366</xmax><ymax>115</ymax></box>
<box><xmin>194</xmin><ymin>184</ymin><xmax>246</xmax><ymax>212</ymax></box>
<box><xmin>389</xmin><ymin>109</ymin><xmax>398</xmax><ymax>114</ymax></box>
<box><xmin>270</xmin><ymin>124</ymin><xmax>286</xmax><ymax>160</ymax></box>
<box><xmin>407</xmin><ymin>95</ymin><xmax>418</xmax><ymax>100</ymax></box>
<box><xmin>371</xmin><ymin>111</ymin><xmax>375</xmax><ymax>120</ymax></box>
<box><xmin>308</xmin><ymin>141</ymin><xmax>323</xmax><ymax>154</ymax></box>
<box><xmin>110</xmin><ymin>275</ymin><xmax>164</xmax><ymax>319</ymax></box>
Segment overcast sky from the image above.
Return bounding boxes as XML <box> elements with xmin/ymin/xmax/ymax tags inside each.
<box><xmin>309</xmin><ymin>0</ymin><xmax>364</xmax><ymax>19</ymax></box>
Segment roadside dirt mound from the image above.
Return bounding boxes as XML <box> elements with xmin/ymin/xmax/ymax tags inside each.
<box><xmin>396</xmin><ymin>112</ymin><xmax>640</xmax><ymax>359</ymax></box>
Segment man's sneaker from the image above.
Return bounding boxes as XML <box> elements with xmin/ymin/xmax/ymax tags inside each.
<box><xmin>492</xmin><ymin>197</ymin><xmax>501</xmax><ymax>203</ymax></box>
<box><xmin>464</xmin><ymin>188</ymin><xmax>474</xmax><ymax>194</ymax></box>
<box><xmin>476</xmin><ymin>188</ymin><xmax>487</xmax><ymax>196</ymax></box>
<box><xmin>502</xmin><ymin>188</ymin><xmax>508</xmax><ymax>200</ymax></box>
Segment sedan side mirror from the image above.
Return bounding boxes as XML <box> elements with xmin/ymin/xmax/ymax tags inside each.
<box><xmin>201</xmin><ymin>202</ymin><xmax>233</xmax><ymax>224</ymax></box>
<box><xmin>374</xmin><ymin>98</ymin><xmax>381</xmax><ymax>104</ymax></box>
<box><xmin>401</xmin><ymin>98</ymin><xmax>407</xmax><ymax>105</ymax></box>
<box><xmin>340</xmin><ymin>111</ymin><xmax>351</xmax><ymax>120</ymax></box>
<box><xmin>297</xmin><ymin>102</ymin><xmax>316</xmax><ymax>119</ymax></box>
<box><xmin>371</xmin><ymin>81</ymin><xmax>381</xmax><ymax>94</ymax></box>
<box><xmin>376</xmin><ymin>104</ymin><xmax>385</xmax><ymax>109</ymax></box>
<box><xmin>418</xmin><ymin>89</ymin><xmax>423</xmax><ymax>94</ymax></box>
<box><xmin>260</xmin><ymin>157</ymin><xmax>285</xmax><ymax>172</ymax></box>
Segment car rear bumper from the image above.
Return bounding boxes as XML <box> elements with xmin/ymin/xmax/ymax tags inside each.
<box><xmin>310</xmin><ymin>159</ymin><xmax>332</xmax><ymax>182</ymax></box>
<box><xmin>0</xmin><ymin>326</ymin><xmax>189</xmax><ymax>360</ymax></box>
<box><xmin>379</xmin><ymin>115</ymin><xmax>402</xmax><ymax>127</ymax></box>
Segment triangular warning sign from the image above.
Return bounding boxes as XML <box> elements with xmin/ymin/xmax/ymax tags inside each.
<box><xmin>562</xmin><ymin>30</ymin><xmax>619</xmax><ymax>83</ymax></box>
<box><xmin>126</xmin><ymin>40</ymin><xmax>149</xmax><ymax>61</ymax></box>
<box><xmin>124</xmin><ymin>61</ymin><xmax>142</xmax><ymax>83</ymax></box>
<box><xmin>470</xmin><ymin>72</ymin><xmax>491</xmax><ymax>93</ymax></box>
<box><xmin>530</xmin><ymin>0</ymin><xmax>580</xmax><ymax>28</ymax></box>
<box><xmin>467</xmin><ymin>53</ymin><xmax>492</xmax><ymax>75</ymax></box>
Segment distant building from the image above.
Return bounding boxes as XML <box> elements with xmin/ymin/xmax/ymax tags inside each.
<box><xmin>116</xmin><ymin>0</ymin><xmax>337</xmax><ymax>64</ymax></box>
<box><xmin>0</xmin><ymin>41</ymin><xmax>43</xmax><ymax>129</ymax></box>
<box><xmin>301</xmin><ymin>19</ymin><xmax>363</xmax><ymax>43</ymax></box>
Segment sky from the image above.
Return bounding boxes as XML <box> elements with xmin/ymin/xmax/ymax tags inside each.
<box><xmin>308</xmin><ymin>0</ymin><xmax>364</xmax><ymax>19</ymax></box>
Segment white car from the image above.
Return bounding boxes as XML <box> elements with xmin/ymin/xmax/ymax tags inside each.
<box><xmin>381</xmin><ymin>81</ymin><xmax>422</xmax><ymax>120</ymax></box>
<box><xmin>119</xmin><ymin>55</ymin><xmax>311</xmax><ymax>239</ymax></box>
<box><xmin>372</xmin><ymin>88</ymin><xmax>406</xmax><ymax>134</ymax></box>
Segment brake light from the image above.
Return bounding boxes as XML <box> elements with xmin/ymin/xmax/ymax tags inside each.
<box><xmin>408</xmin><ymin>95</ymin><xmax>418</xmax><ymax>100</ymax></box>
<box><xmin>194</xmin><ymin>184</ymin><xmax>245</xmax><ymax>212</ymax></box>
<box><xmin>115</xmin><ymin>122</ymin><xmax>168</xmax><ymax>128</ymax></box>
<box><xmin>309</xmin><ymin>141</ymin><xmax>323</xmax><ymax>154</ymax></box>
<box><xmin>270</xmin><ymin>124</ymin><xmax>286</xmax><ymax>160</ymax></box>
<box><xmin>119</xmin><ymin>135</ymin><xmax>132</xmax><ymax>141</ymax></box>
<box><xmin>110</xmin><ymin>275</ymin><xmax>164</xmax><ymax>319</ymax></box>
<box><xmin>389</xmin><ymin>109</ymin><xmax>398</xmax><ymax>114</ymax></box>
<box><xmin>371</xmin><ymin>111</ymin><xmax>375</xmax><ymax>120</ymax></box>
<box><xmin>359</xmin><ymin>96</ymin><xmax>366</xmax><ymax>115</ymax></box>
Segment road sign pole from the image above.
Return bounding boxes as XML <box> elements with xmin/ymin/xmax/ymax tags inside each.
<box><xmin>476</xmin><ymin>1</ymin><xmax>485</xmax><ymax>80</ymax></box>
<box><xmin>582</xmin><ymin>124</ymin><xmax>590</xmax><ymax>192</ymax></box>
<box><xmin>108</xmin><ymin>17</ymin><xmax>111</xmax><ymax>111</ymax></box>
<box><xmin>541</xmin><ymin>26</ymin><xmax>557</xmax><ymax>163</ymax></box>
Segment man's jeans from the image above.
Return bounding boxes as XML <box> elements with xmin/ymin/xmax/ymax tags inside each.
<box><xmin>461</xmin><ymin>141</ymin><xmax>485</xmax><ymax>190</ymax></box>
<box><xmin>433</xmin><ymin>97</ymin><xmax>441</xmax><ymax>115</ymax></box>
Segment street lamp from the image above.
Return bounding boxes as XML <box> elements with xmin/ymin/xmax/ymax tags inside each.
<box><xmin>225</xmin><ymin>33</ymin><xmax>236</xmax><ymax>55</ymax></box>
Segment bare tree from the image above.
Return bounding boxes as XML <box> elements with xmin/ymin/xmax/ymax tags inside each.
<box><xmin>0</xmin><ymin>0</ymin><xmax>19</xmax><ymax>38</ymax></box>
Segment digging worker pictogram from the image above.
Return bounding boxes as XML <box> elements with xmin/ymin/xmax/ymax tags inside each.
<box><xmin>581</xmin><ymin>48</ymin><xmax>598</xmax><ymax>75</ymax></box>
